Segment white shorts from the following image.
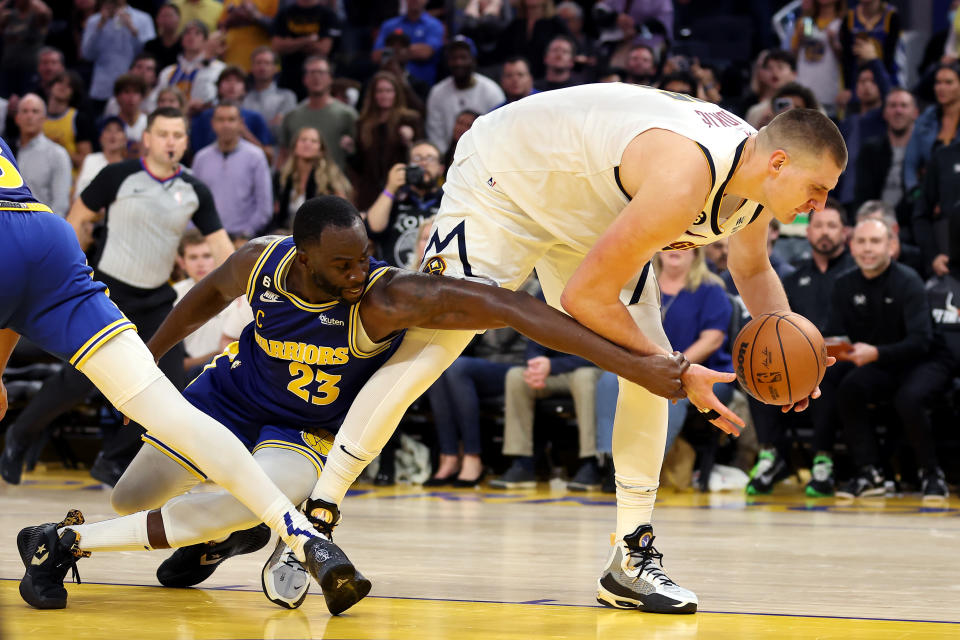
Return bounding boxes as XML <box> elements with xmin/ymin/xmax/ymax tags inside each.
<box><xmin>421</xmin><ymin>133</ymin><xmax>670</xmax><ymax>351</ymax></box>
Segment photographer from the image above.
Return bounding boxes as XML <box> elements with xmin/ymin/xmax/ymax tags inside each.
<box><xmin>366</xmin><ymin>140</ymin><xmax>444</xmax><ymax>268</ymax></box>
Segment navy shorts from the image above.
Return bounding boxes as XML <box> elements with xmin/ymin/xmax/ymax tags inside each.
<box><xmin>143</xmin><ymin>361</ymin><xmax>333</xmax><ymax>479</ymax></box>
<box><xmin>0</xmin><ymin>210</ymin><xmax>134</xmax><ymax>365</ymax></box>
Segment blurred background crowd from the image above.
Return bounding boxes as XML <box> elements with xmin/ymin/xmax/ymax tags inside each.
<box><xmin>1</xmin><ymin>0</ymin><xmax>958</xmax><ymax>503</ymax></box>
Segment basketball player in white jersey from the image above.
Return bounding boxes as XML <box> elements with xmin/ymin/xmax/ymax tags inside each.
<box><xmin>305</xmin><ymin>84</ymin><xmax>847</xmax><ymax>613</ymax></box>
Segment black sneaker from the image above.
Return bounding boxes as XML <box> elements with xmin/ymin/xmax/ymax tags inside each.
<box><xmin>920</xmin><ymin>467</ymin><xmax>949</xmax><ymax>502</ymax></box>
<box><xmin>745</xmin><ymin>448</ymin><xmax>787</xmax><ymax>495</ymax></box>
<box><xmin>89</xmin><ymin>452</ymin><xmax>126</xmax><ymax>487</ymax></box>
<box><xmin>17</xmin><ymin>509</ymin><xmax>89</xmax><ymax>609</ymax></box>
<box><xmin>156</xmin><ymin>524</ymin><xmax>272</xmax><ymax>588</ymax></box>
<box><xmin>301</xmin><ymin>498</ymin><xmax>371</xmax><ymax>615</ymax></box>
<box><xmin>489</xmin><ymin>460</ymin><xmax>536</xmax><ymax>489</ymax></box>
<box><xmin>568</xmin><ymin>458</ymin><xmax>602</xmax><ymax>491</ymax></box>
<box><xmin>836</xmin><ymin>465</ymin><xmax>885</xmax><ymax>499</ymax></box>
<box><xmin>601</xmin><ymin>457</ymin><xmax>616</xmax><ymax>494</ymax></box>
<box><xmin>1</xmin><ymin>437</ymin><xmax>27</xmax><ymax>485</ymax></box>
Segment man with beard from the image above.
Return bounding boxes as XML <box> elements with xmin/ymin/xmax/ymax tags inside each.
<box><xmin>425</xmin><ymin>36</ymin><xmax>503</xmax><ymax>155</ymax></box>
<box><xmin>746</xmin><ymin>199</ymin><xmax>854</xmax><ymax>496</ymax></box>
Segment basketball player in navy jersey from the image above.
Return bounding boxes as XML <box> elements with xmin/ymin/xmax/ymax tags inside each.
<box><xmin>305</xmin><ymin>85</ymin><xmax>848</xmax><ymax>613</ymax></box>
<box><xmin>0</xmin><ymin>137</ymin><xmax>368</xmax><ymax>613</ymax></box>
<box><xmin>16</xmin><ymin>196</ymin><xmax>690</xmax><ymax>610</ymax></box>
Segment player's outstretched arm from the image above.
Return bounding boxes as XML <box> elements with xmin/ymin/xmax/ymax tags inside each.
<box><xmin>0</xmin><ymin>328</ymin><xmax>20</xmax><ymax>421</ymax></box>
<box><xmin>360</xmin><ymin>270</ymin><xmax>689</xmax><ymax>400</ymax></box>
<box><xmin>147</xmin><ymin>237</ymin><xmax>276</xmax><ymax>361</ymax></box>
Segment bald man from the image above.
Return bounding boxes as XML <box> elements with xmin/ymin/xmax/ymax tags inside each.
<box><xmin>15</xmin><ymin>94</ymin><xmax>72</xmax><ymax>215</ymax></box>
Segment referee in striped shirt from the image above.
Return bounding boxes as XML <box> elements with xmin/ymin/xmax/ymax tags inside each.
<box><xmin>1</xmin><ymin>107</ymin><xmax>233</xmax><ymax>486</ymax></box>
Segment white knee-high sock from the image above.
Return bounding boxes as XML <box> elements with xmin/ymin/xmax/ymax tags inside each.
<box><xmin>61</xmin><ymin>511</ymin><xmax>152</xmax><ymax>552</ymax></box>
<box><xmin>310</xmin><ymin>328</ymin><xmax>474</xmax><ymax>505</ymax></box>
<box><xmin>81</xmin><ymin>333</ymin><xmax>319</xmax><ymax>561</ymax></box>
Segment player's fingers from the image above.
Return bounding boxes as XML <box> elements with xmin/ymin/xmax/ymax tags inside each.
<box><xmin>825</xmin><ymin>356</ymin><xmax>837</xmax><ymax>367</ymax></box>
<box><xmin>810</xmin><ymin>385</ymin><xmax>822</xmax><ymax>400</ymax></box>
<box><xmin>710</xmin><ymin>415</ymin><xmax>741</xmax><ymax>437</ymax></box>
<box><xmin>791</xmin><ymin>397</ymin><xmax>811</xmax><ymax>412</ymax></box>
<box><xmin>699</xmin><ymin>396</ymin><xmax>744</xmax><ymax>428</ymax></box>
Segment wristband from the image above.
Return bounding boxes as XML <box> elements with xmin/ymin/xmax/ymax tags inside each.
<box><xmin>382</xmin><ymin>189</ymin><xmax>395</xmax><ymax>200</ymax></box>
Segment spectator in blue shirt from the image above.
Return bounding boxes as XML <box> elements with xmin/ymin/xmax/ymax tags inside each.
<box><xmin>189</xmin><ymin>66</ymin><xmax>275</xmax><ymax>162</ymax></box>
<box><xmin>80</xmin><ymin>0</ymin><xmax>155</xmax><ymax>109</ymax></box>
<box><xmin>372</xmin><ymin>0</ymin><xmax>445</xmax><ymax>86</ymax></box>
<box><xmin>595</xmin><ymin>248</ymin><xmax>734</xmax><ymax>473</ymax></box>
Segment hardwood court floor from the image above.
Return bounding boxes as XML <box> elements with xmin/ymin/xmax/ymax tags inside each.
<box><xmin>1</xmin><ymin>469</ymin><xmax>959</xmax><ymax>639</ymax></box>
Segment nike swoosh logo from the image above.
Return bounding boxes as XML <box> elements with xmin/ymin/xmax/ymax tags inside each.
<box><xmin>339</xmin><ymin>444</ymin><xmax>364</xmax><ymax>461</ymax></box>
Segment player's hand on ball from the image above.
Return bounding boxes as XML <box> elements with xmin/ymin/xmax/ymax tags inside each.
<box><xmin>781</xmin><ymin>356</ymin><xmax>836</xmax><ymax>413</ymax></box>
<box><xmin>681</xmin><ymin>364</ymin><xmax>744</xmax><ymax>436</ymax></box>
<box><xmin>0</xmin><ymin>379</ymin><xmax>8</xmax><ymax>421</ymax></box>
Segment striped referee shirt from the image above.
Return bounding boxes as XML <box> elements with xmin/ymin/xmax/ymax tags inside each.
<box><xmin>80</xmin><ymin>159</ymin><xmax>222</xmax><ymax>290</ymax></box>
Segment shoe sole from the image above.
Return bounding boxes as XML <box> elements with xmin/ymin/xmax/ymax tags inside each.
<box><xmin>836</xmin><ymin>488</ymin><xmax>885</xmax><ymax>500</ymax></box>
<box><xmin>319</xmin><ymin>561</ymin><xmax>371</xmax><ymax>615</ymax></box>
<box><xmin>805</xmin><ymin>486</ymin><xmax>834</xmax><ymax>498</ymax></box>
<box><xmin>596</xmin><ymin>579</ymin><xmax>697</xmax><ymax>614</ymax></box>
<box><xmin>567</xmin><ymin>482</ymin><xmax>602</xmax><ymax>492</ymax></box>
<box><xmin>19</xmin><ymin>574</ymin><xmax>66</xmax><ymax>609</ymax></box>
<box><xmin>261</xmin><ymin>539</ymin><xmax>309</xmax><ymax>610</ymax></box>
<box><xmin>488</xmin><ymin>481</ymin><xmax>537</xmax><ymax>489</ymax></box>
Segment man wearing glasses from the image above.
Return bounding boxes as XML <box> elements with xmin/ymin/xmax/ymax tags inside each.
<box><xmin>277</xmin><ymin>56</ymin><xmax>356</xmax><ymax>171</ymax></box>
<box><xmin>366</xmin><ymin>140</ymin><xmax>443</xmax><ymax>268</ymax></box>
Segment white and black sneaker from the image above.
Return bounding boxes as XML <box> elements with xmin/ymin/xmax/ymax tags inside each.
<box><xmin>596</xmin><ymin>524</ymin><xmax>697</xmax><ymax>614</ymax></box>
<box><xmin>261</xmin><ymin>538</ymin><xmax>310</xmax><ymax>609</ymax></box>
<box><xmin>836</xmin><ymin>465</ymin><xmax>885</xmax><ymax>500</ymax></box>
<box><xmin>920</xmin><ymin>467</ymin><xmax>949</xmax><ymax>502</ymax></box>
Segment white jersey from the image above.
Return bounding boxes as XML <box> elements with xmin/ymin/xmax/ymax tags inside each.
<box><xmin>467</xmin><ymin>83</ymin><xmax>763</xmax><ymax>254</ymax></box>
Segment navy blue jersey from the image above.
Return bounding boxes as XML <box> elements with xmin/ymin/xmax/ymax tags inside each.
<box><xmin>0</xmin><ymin>136</ymin><xmax>133</xmax><ymax>364</ymax></box>
<box><xmin>184</xmin><ymin>236</ymin><xmax>403</xmax><ymax>438</ymax></box>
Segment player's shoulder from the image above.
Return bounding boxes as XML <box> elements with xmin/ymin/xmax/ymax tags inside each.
<box><xmin>100</xmin><ymin>158</ymin><xmax>143</xmax><ymax>180</ymax></box>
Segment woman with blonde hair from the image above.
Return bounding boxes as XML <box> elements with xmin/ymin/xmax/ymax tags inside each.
<box><xmin>594</xmin><ymin>247</ymin><xmax>734</xmax><ymax>484</ymax></box>
<box><xmin>353</xmin><ymin>71</ymin><xmax>423</xmax><ymax>211</ymax></box>
<box><xmin>269</xmin><ymin>126</ymin><xmax>353</xmax><ymax>232</ymax></box>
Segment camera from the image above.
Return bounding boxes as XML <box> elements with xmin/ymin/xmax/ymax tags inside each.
<box><xmin>773</xmin><ymin>97</ymin><xmax>794</xmax><ymax>114</ymax></box>
<box><xmin>405</xmin><ymin>164</ymin><xmax>426</xmax><ymax>188</ymax></box>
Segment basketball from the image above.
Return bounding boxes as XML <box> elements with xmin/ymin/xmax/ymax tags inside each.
<box><xmin>732</xmin><ymin>311</ymin><xmax>828</xmax><ymax>405</ymax></box>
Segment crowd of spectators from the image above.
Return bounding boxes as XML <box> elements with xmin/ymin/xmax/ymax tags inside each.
<box><xmin>0</xmin><ymin>0</ymin><xmax>957</xmax><ymax>500</ymax></box>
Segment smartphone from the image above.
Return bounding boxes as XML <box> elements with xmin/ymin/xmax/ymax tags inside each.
<box><xmin>802</xmin><ymin>16</ymin><xmax>815</xmax><ymax>39</ymax></box>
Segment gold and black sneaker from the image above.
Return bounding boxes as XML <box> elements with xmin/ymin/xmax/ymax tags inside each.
<box><xmin>17</xmin><ymin>509</ymin><xmax>90</xmax><ymax>609</ymax></box>
<box><xmin>301</xmin><ymin>498</ymin><xmax>371</xmax><ymax>615</ymax></box>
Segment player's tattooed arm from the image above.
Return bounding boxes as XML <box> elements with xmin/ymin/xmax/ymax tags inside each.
<box><xmin>361</xmin><ymin>270</ymin><xmax>689</xmax><ymax>400</ymax></box>
<box><xmin>146</xmin><ymin>237</ymin><xmax>278</xmax><ymax>362</ymax></box>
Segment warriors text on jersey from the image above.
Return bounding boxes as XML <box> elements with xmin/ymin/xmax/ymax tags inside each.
<box><xmin>144</xmin><ymin>236</ymin><xmax>404</xmax><ymax>476</ymax></box>
<box><xmin>0</xmin><ymin>135</ymin><xmax>134</xmax><ymax>366</ymax></box>
<box><xmin>466</xmin><ymin>83</ymin><xmax>764</xmax><ymax>253</ymax></box>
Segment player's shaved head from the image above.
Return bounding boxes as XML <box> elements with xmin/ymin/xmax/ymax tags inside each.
<box><xmin>757</xmin><ymin>108</ymin><xmax>847</xmax><ymax>171</ymax></box>
<box><xmin>293</xmin><ymin>195</ymin><xmax>363</xmax><ymax>249</ymax></box>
